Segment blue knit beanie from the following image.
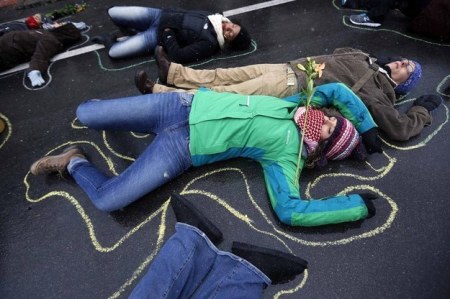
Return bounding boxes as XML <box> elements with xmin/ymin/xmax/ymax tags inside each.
<box><xmin>395</xmin><ymin>60</ymin><xmax>422</xmax><ymax>94</ymax></box>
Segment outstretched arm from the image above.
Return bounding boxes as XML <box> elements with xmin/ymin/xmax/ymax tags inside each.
<box><xmin>261</xmin><ymin>159</ymin><xmax>368</xmax><ymax>227</ymax></box>
<box><xmin>299</xmin><ymin>82</ymin><xmax>377</xmax><ymax>134</ymax></box>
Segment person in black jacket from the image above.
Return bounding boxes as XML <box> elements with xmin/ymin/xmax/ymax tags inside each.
<box><xmin>93</xmin><ymin>6</ymin><xmax>252</xmax><ymax>63</ymax></box>
<box><xmin>0</xmin><ymin>23</ymin><xmax>81</xmax><ymax>87</ymax></box>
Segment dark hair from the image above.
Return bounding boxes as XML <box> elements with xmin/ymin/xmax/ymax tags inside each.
<box><xmin>227</xmin><ymin>23</ymin><xmax>251</xmax><ymax>51</ymax></box>
<box><xmin>305</xmin><ymin>139</ymin><xmax>328</xmax><ymax>169</ymax></box>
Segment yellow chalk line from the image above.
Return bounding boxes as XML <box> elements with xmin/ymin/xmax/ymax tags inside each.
<box><xmin>437</xmin><ymin>74</ymin><xmax>450</xmax><ymax>98</ymax></box>
<box><xmin>130</xmin><ymin>132</ymin><xmax>150</xmax><ymax>138</ymax></box>
<box><xmin>305</xmin><ymin>151</ymin><xmax>396</xmax><ymax>198</ymax></box>
<box><xmin>0</xmin><ymin>113</ymin><xmax>12</xmax><ymax>149</ymax></box>
<box><xmin>181</xmin><ymin>189</ymin><xmax>293</xmax><ymax>254</ymax></box>
<box><xmin>109</xmin><ymin>200</ymin><xmax>169</xmax><ymax>299</ymax></box>
<box><xmin>273</xmin><ymin>269</ymin><xmax>309</xmax><ymax>299</ymax></box>
<box><xmin>272</xmin><ymin>185</ymin><xmax>398</xmax><ymax>247</ymax></box>
<box><xmin>382</xmin><ymin>104</ymin><xmax>449</xmax><ymax>150</ymax></box>
<box><xmin>102</xmin><ymin>131</ymin><xmax>136</xmax><ymax>162</ymax></box>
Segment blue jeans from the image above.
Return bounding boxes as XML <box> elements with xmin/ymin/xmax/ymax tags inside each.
<box><xmin>129</xmin><ymin>223</ymin><xmax>271</xmax><ymax>299</ymax></box>
<box><xmin>107</xmin><ymin>6</ymin><xmax>162</xmax><ymax>58</ymax></box>
<box><xmin>71</xmin><ymin>92</ymin><xmax>193</xmax><ymax>212</ymax></box>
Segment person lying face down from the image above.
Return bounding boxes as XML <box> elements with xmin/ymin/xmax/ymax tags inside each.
<box><xmin>92</xmin><ymin>6</ymin><xmax>252</xmax><ymax>63</ymax></box>
<box><xmin>30</xmin><ymin>83</ymin><xmax>379</xmax><ymax>227</ymax></box>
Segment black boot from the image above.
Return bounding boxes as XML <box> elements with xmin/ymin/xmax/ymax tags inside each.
<box><xmin>134</xmin><ymin>70</ymin><xmax>155</xmax><ymax>94</ymax></box>
<box><xmin>232</xmin><ymin>241</ymin><xmax>308</xmax><ymax>284</ymax></box>
<box><xmin>91</xmin><ymin>33</ymin><xmax>116</xmax><ymax>51</ymax></box>
<box><xmin>154</xmin><ymin>46</ymin><xmax>171</xmax><ymax>85</ymax></box>
<box><xmin>171</xmin><ymin>193</ymin><xmax>223</xmax><ymax>245</ymax></box>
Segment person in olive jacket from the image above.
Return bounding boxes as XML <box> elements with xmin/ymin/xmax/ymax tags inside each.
<box><xmin>93</xmin><ymin>6</ymin><xmax>252</xmax><ymax>63</ymax></box>
<box><xmin>0</xmin><ymin>23</ymin><xmax>81</xmax><ymax>87</ymax></box>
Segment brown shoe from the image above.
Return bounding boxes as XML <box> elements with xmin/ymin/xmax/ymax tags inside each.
<box><xmin>30</xmin><ymin>145</ymin><xmax>85</xmax><ymax>175</ymax></box>
<box><xmin>0</xmin><ymin>118</ymin><xmax>5</xmax><ymax>134</ymax></box>
<box><xmin>134</xmin><ymin>70</ymin><xmax>155</xmax><ymax>94</ymax></box>
<box><xmin>154</xmin><ymin>46</ymin><xmax>170</xmax><ymax>85</ymax></box>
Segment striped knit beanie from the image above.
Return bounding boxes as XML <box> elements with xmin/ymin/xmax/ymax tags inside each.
<box><xmin>294</xmin><ymin>107</ymin><xmax>324</xmax><ymax>153</ymax></box>
<box><xmin>324</xmin><ymin>117</ymin><xmax>360</xmax><ymax>161</ymax></box>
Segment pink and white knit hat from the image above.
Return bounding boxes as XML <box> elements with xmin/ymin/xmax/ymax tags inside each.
<box><xmin>294</xmin><ymin>107</ymin><xmax>324</xmax><ymax>153</ymax></box>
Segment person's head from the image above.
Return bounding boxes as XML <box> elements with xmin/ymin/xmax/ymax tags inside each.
<box><xmin>294</xmin><ymin>107</ymin><xmax>364</xmax><ymax>168</ymax></box>
<box><xmin>385</xmin><ymin>58</ymin><xmax>422</xmax><ymax>95</ymax></box>
<box><xmin>25</xmin><ymin>14</ymin><xmax>42</xmax><ymax>29</ymax></box>
<box><xmin>50</xmin><ymin>23</ymin><xmax>81</xmax><ymax>47</ymax></box>
<box><xmin>222</xmin><ymin>21</ymin><xmax>251</xmax><ymax>51</ymax></box>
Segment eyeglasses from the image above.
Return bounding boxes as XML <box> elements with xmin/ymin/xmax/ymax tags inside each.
<box><xmin>401</xmin><ymin>58</ymin><xmax>415</xmax><ymax>74</ymax></box>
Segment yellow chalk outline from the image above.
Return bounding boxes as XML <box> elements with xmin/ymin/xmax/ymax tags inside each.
<box><xmin>0</xmin><ymin>113</ymin><xmax>12</xmax><ymax>149</ymax></box>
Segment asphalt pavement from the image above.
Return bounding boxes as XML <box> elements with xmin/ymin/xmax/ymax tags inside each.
<box><xmin>1</xmin><ymin>0</ymin><xmax>449</xmax><ymax>298</ymax></box>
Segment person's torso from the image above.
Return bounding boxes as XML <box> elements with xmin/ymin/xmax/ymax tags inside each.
<box><xmin>160</xmin><ymin>9</ymin><xmax>218</xmax><ymax>47</ymax></box>
<box><xmin>189</xmin><ymin>90</ymin><xmax>300</xmax><ymax>166</ymax></box>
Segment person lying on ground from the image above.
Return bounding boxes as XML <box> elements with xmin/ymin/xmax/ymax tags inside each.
<box><xmin>135</xmin><ymin>47</ymin><xmax>442</xmax><ymax>142</ymax></box>
<box><xmin>129</xmin><ymin>193</ymin><xmax>308</xmax><ymax>299</ymax></box>
<box><xmin>92</xmin><ymin>6</ymin><xmax>251</xmax><ymax>63</ymax></box>
<box><xmin>30</xmin><ymin>83</ymin><xmax>379</xmax><ymax>227</ymax></box>
<box><xmin>0</xmin><ymin>23</ymin><xmax>82</xmax><ymax>87</ymax></box>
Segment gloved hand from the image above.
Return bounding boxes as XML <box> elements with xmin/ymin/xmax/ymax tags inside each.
<box><xmin>71</xmin><ymin>22</ymin><xmax>87</xmax><ymax>30</ymax></box>
<box><xmin>413</xmin><ymin>94</ymin><xmax>443</xmax><ymax>112</ymax></box>
<box><xmin>27</xmin><ymin>70</ymin><xmax>45</xmax><ymax>87</ymax></box>
<box><xmin>361</xmin><ymin>127</ymin><xmax>383</xmax><ymax>154</ymax></box>
<box><xmin>162</xmin><ymin>28</ymin><xmax>175</xmax><ymax>42</ymax></box>
<box><xmin>359</xmin><ymin>192</ymin><xmax>378</xmax><ymax>218</ymax></box>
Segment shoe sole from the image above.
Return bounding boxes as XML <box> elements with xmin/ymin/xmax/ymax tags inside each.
<box><xmin>30</xmin><ymin>145</ymin><xmax>83</xmax><ymax>175</ymax></box>
<box><xmin>171</xmin><ymin>193</ymin><xmax>223</xmax><ymax>245</ymax></box>
<box><xmin>349</xmin><ymin>19</ymin><xmax>381</xmax><ymax>27</ymax></box>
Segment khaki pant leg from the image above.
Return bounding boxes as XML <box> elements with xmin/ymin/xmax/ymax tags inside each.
<box><xmin>168</xmin><ymin>63</ymin><xmax>298</xmax><ymax>97</ymax></box>
<box><xmin>152</xmin><ymin>83</ymin><xmax>196</xmax><ymax>94</ymax></box>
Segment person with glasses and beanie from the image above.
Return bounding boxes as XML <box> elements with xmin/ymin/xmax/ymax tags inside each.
<box><xmin>92</xmin><ymin>6</ymin><xmax>252</xmax><ymax>63</ymax></box>
<box><xmin>135</xmin><ymin>47</ymin><xmax>442</xmax><ymax>142</ymax></box>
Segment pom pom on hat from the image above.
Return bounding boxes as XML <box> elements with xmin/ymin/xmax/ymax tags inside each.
<box><xmin>395</xmin><ymin>60</ymin><xmax>422</xmax><ymax>95</ymax></box>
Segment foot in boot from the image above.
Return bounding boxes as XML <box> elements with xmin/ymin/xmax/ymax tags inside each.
<box><xmin>154</xmin><ymin>46</ymin><xmax>170</xmax><ymax>85</ymax></box>
<box><xmin>30</xmin><ymin>145</ymin><xmax>85</xmax><ymax>175</ymax></box>
<box><xmin>92</xmin><ymin>33</ymin><xmax>116</xmax><ymax>51</ymax></box>
<box><xmin>134</xmin><ymin>70</ymin><xmax>155</xmax><ymax>94</ymax></box>
<box><xmin>170</xmin><ymin>193</ymin><xmax>223</xmax><ymax>245</ymax></box>
<box><xmin>232</xmin><ymin>241</ymin><xmax>308</xmax><ymax>284</ymax></box>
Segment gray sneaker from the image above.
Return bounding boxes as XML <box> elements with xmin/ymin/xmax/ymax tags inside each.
<box><xmin>349</xmin><ymin>13</ymin><xmax>381</xmax><ymax>27</ymax></box>
<box><xmin>30</xmin><ymin>145</ymin><xmax>85</xmax><ymax>175</ymax></box>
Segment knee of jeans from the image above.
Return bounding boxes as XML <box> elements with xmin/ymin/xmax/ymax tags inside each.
<box><xmin>92</xmin><ymin>197</ymin><xmax>118</xmax><ymax>213</ymax></box>
<box><xmin>76</xmin><ymin>100</ymin><xmax>99</xmax><ymax>126</ymax></box>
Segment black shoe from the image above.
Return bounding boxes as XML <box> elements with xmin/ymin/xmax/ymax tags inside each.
<box><xmin>154</xmin><ymin>46</ymin><xmax>171</xmax><ymax>85</ymax></box>
<box><xmin>92</xmin><ymin>33</ymin><xmax>116</xmax><ymax>51</ymax></box>
<box><xmin>232</xmin><ymin>241</ymin><xmax>308</xmax><ymax>284</ymax></box>
<box><xmin>170</xmin><ymin>193</ymin><xmax>223</xmax><ymax>245</ymax></box>
<box><xmin>134</xmin><ymin>70</ymin><xmax>155</xmax><ymax>94</ymax></box>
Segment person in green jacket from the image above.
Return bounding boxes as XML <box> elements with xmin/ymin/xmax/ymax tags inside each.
<box><xmin>30</xmin><ymin>82</ymin><xmax>378</xmax><ymax>227</ymax></box>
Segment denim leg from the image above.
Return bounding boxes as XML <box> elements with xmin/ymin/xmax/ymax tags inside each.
<box><xmin>107</xmin><ymin>6</ymin><xmax>161</xmax><ymax>58</ymax></box>
<box><xmin>129</xmin><ymin>224</ymin><xmax>269</xmax><ymax>299</ymax></box>
<box><xmin>108</xmin><ymin>6</ymin><xmax>162</xmax><ymax>31</ymax></box>
<box><xmin>68</xmin><ymin>123</ymin><xmax>191</xmax><ymax>212</ymax></box>
<box><xmin>76</xmin><ymin>93</ymin><xmax>193</xmax><ymax>134</ymax></box>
